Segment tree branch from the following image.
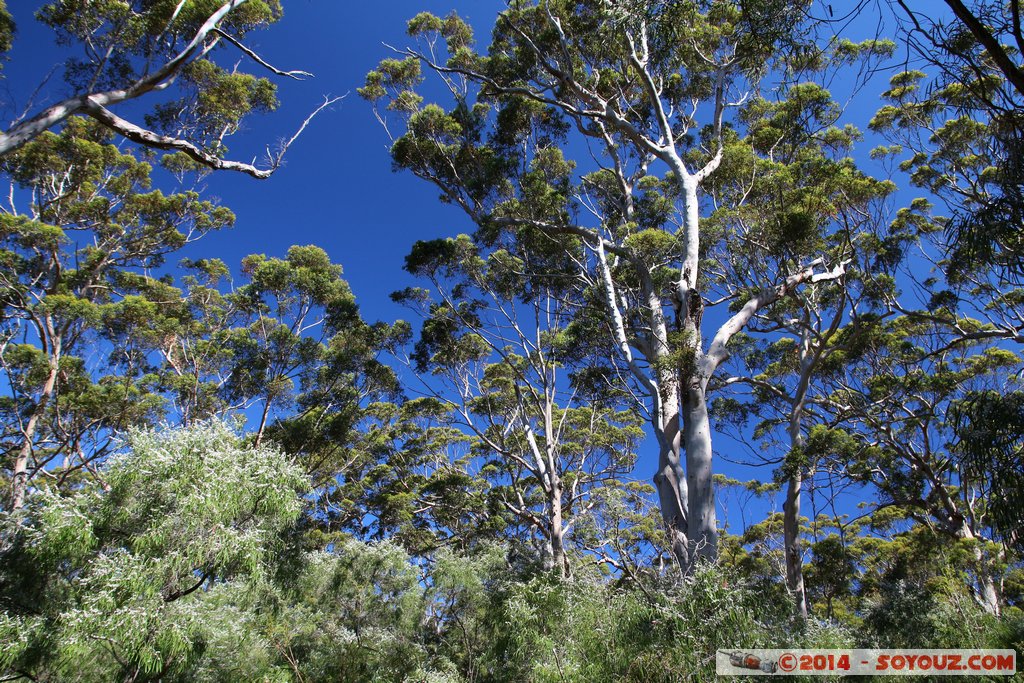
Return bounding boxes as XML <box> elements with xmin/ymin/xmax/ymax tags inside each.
<box><xmin>0</xmin><ymin>0</ymin><xmax>250</xmax><ymax>156</ymax></box>
<box><xmin>943</xmin><ymin>0</ymin><xmax>1024</xmax><ymax>98</ymax></box>
<box><xmin>0</xmin><ymin>0</ymin><xmax>326</xmax><ymax>177</ymax></box>
<box><xmin>211</xmin><ymin>28</ymin><xmax>313</xmax><ymax>80</ymax></box>
<box><xmin>703</xmin><ymin>259</ymin><xmax>849</xmax><ymax>376</ymax></box>
<box><xmin>81</xmin><ymin>94</ymin><xmax>341</xmax><ymax>179</ymax></box>
<box><xmin>164</xmin><ymin>570</ymin><xmax>210</xmax><ymax>602</ymax></box>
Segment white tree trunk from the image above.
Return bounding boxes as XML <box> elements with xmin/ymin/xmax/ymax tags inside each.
<box><xmin>653</xmin><ymin>400</ymin><xmax>690</xmax><ymax>571</ymax></box>
<box><xmin>11</xmin><ymin>340</ymin><xmax>61</xmax><ymax>510</ymax></box>
<box><xmin>783</xmin><ymin>471</ymin><xmax>808</xmax><ymax>620</ymax></box>
<box><xmin>785</xmin><ymin>359</ymin><xmax>810</xmax><ymax>622</ymax></box>
<box><xmin>683</xmin><ymin>380</ymin><xmax>717</xmax><ymax>564</ymax></box>
<box><xmin>977</xmin><ymin>569</ymin><xmax>1000</xmax><ymax>616</ymax></box>
<box><xmin>550</xmin><ymin>488</ymin><xmax>567</xmax><ymax>577</ymax></box>
<box><xmin>965</xmin><ymin>528</ymin><xmax>1001</xmax><ymax>616</ymax></box>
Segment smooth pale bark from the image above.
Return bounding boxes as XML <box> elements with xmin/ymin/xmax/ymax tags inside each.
<box><xmin>671</xmin><ymin>177</ymin><xmax>718</xmax><ymax>569</ymax></box>
<box><xmin>254</xmin><ymin>397</ymin><xmax>272</xmax><ymax>449</ymax></box>
<box><xmin>0</xmin><ymin>0</ymin><xmax>329</xmax><ymax>177</ymax></box>
<box><xmin>958</xmin><ymin>523</ymin><xmax>1002</xmax><ymax>616</ymax></box>
<box><xmin>11</xmin><ymin>335</ymin><xmax>61</xmax><ymax>510</ymax></box>
<box><xmin>784</xmin><ymin>328</ymin><xmax>816</xmax><ymax>622</ymax></box>
<box><xmin>548</xmin><ymin>479</ymin><xmax>567</xmax><ymax>577</ymax></box>
<box><xmin>385</xmin><ymin>11</ymin><xmax>851</xmax><ymax>576</ymax></box>
<box><xmin>683</xmin><ymin>381</ymin><xmax>717</xmax><ymax>564</ymax></box>
<box><xmin>977</xmin><ymin>561</ymin><xmax>1001</xmax><ymax>616</ymax></box>
<box><xmin>782</xmin><ymin>469</ymin><xmax>808</xmax><ymax>623</ymax></box>
<box><xmin>0</xmin><ymin>0</ymin><xmax>249</xmax><ymax>157</ymax></box>
<box><xmin>785</xmin><ymin>356</ymin><xmax>811</xmax><ymax>622</ymax></box>
<box><xmin>653</xmin><ymin>405</ymin><xmax>691</xmax><ymax>571</ymax></box>
<box><xmin>782</xmin><ymin>472</ymin><xmax>807</xmax><ymax>619</ymax></box>
<box><xmin>595</xmin><ymin>236</ymin><xmax>697</xmax><ymax>570</ymax></box>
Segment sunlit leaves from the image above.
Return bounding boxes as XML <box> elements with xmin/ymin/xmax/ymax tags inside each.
<box><xmin>1</xmin><ymin>421</ymin><xmax>306</xmax><ymax>679</ymax></box>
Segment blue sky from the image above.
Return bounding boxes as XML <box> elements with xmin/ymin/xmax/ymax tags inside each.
<box><xmin>1</xmin><ymin>1</ymin><xmax>928</xmax><ymax>536</ymax></box>
<box><xmin>3</xmin><ymin>1</ymin><xmax>504</xmax><ymax>325</ymax></box>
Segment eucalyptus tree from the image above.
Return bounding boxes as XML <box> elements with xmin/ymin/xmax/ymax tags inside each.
<box><xmin>0</xmin><ymin>0</ymin><xmax>333</xmax><ymax>177</ymax></box>
<box><xmin>123</xmin><ymin>245</ymin><xmax>407</xmax><ymax>540</ymax></box>
<box><xmin>867</xmin><ymin>15</ymin><xmax>1024</xmax><ymax>565</ymax></box>
<box><xmin>709</xmin><ymin>89</ymin><xmax>899</xmax><ymax>617</ymax></box>
<box><xmin>0</xmin><ymin>118</ymin><xmax>233</xmax><ymax>509</ymax></box>
<box><xmin>218</xmin><ymin>245</ymin><xmax>398</xmax><ymax>448</ymax></box>
<box><xmin>361</xmin><ymin>1</ymin><xmax>890</xmax><ymax>570</ymax></box>
<box><xmin>809</xmin><ymin>315</ymin><xmax>1018</xmax><ymax>615</ymax></box>
<box><xmin>720</xmin><ymin>293</ymin><xmax>875</xmax><ymax>621</ymax></box>
<box><xmin>223</xmin><ymin>246</ymin><xmax>407</xmax><ymax>543</ymax></box>
<box><xmin>394</xmin><ymin>233</ymin><xmax>644</xmax><ymax>575</ymax></box>
<box><xmin>949</xmin><ymin>389</ymin><xmax>1024</xmax><ymax>552</ymax></box>
<box><xmin>0</xmin><ymin>117</ymin><xmax>399</xmax><ymax>515</ymax></box>
<box><xmin>888</xmin><ymin>0</ymin><xmax>1024</xmax><ymax>286</ymax></box>
<box><xmin>871</xmin><ymin>8</ymin><xmax>1024</xmax><ymax>328</ymax></box>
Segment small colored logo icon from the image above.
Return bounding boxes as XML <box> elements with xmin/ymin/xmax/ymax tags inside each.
<box><xmin>729</xmin><ymin>651</ymin><xmax>779</xmax><ymax>674</ymax></box>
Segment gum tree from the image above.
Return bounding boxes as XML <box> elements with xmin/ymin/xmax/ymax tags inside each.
<box><xmin>0</xmin><ymin>120</ymin><xmax>399</xmax><ymax>513</ymax></box>
<box><xmin>0</xmin><ymin>0</ymin><xmax>334</xmax><ymax>177</ymax></box>
<box><xmin>394</xmin><ymin>233</ymin><xmax>644</xmax><ymax>575</ymax></box>
<box><xmin>810</xmin><ymin>317</ymin><xmax>1017</xmax><ymax>614</ymax></box>
<box><xmin>708</xmin><ymin>79</ymin><xmax>900</xmax><ymax>617</ymax></box>
<box><xmin>361</xmin><ymin>1</ymin><xmax>887</xmax><ymax>570</ymax></box>
<box><xmin>889</xmin><ymin>0</ymin><xmax>1024</xmax><ymax>285</ymax></box>
<box><xmin>0</xmin><ymin>118</ymin><xmax>233</xmax><ymax>509</ymax></box>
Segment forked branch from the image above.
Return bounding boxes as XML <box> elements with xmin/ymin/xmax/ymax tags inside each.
<box><xmin>0</xmin><ymin>0</ymin><xmax>328</xmax><ymax>178</ymax></box>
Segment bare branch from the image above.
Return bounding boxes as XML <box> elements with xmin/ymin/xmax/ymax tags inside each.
<box><xmin>211</xmin><ymin>28</ymin><xmax>313</xmax><ymax>80</ymax></box>
<box><xmin>703</xmin><ymin>259</ymin><xmax>849</xmax><ymax>377</ymax></box>
<box><xmin>81</xmin><ymin>94</ymin><xmax>340</xmax><ymax>179</ymax></box>
<box><xmin>0</xmin><ymin>0</ymin><xmax>250</xmax><ymax>156</ymax></box>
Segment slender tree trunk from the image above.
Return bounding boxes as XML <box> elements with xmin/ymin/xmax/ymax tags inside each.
<box><xmin>550</xmin><ymin>483</ymin><xmax>566</xmax><ymax>578</ymax></box>
<box><xmin>11</xmin><ymin>339</ymin><xmax>61</xmax><ymax>509</ymax></box>
<box><xmin>539</xmin><ymin>472</ymin><xmax>566</xmax><ymax>576</ymax></box>
<box><xmin>783</xmin><ymin>324</ymin><xmax>820</xmax><ymax>621</ymax></box>
<box><xmin>683</xmin><ymin>379</ymin><xmax>717</xmax><ymax>564</ymax></box>
<box><xmin>783</xmin><ymin>471</ymin><xmax>808</xmax><ymax>621</ymax></box>
<box><xmin>653</xmin><ymin>387</ymin><xmax>691</xmax><ymax>572</ymax></box>
<box><xmin>785</xmin><ymin>390</ymin><xmax>809</xmax><ymax>621</ymax></box>
<box><xmin>254</xmin><ymin>397</ymin><xmax>272</xmax><ymax>448</ymax></box>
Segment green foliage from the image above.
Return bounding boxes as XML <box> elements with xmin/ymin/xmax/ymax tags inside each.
<box><xmin>950</xmin><ymin>390</ymin><xmax>1024</xmax><ymax>551</ymax></box>
<box><xmin>2</xmin><ymin>2</ymin><xmax>1024</xmax><ymax>678</ymax></box>
<box><xmin>147</xmin><ymin>59</ymin><xmax>279</xmax><ymax>150</ymax></box>
<box><xmin>0</xmin><ymin>116</ymin><xmax>401</xmax><ymax>516</ymax></box>
<box><xmin>0</xmin><ymin>1</ymin><xmax>12</xmax><ymax>66</ymax></box>
<box><xmin>0</xmin><ymin>118</ymin><xmax>236</xmax><ymax>504</ymax></box>
<box><xmin>0</xmin><ymin>0</ymin><xmax>298</xmax><ymax>170</ymax></box>
<box><xmin>0</xmin><ymin>421</ymin><xmax>306</xmax><ymax>681</ymax></box>
<box><xmin>256</xmin><ymin>541</ymin><xmax>428</xmax><ymax>682</ymax></box>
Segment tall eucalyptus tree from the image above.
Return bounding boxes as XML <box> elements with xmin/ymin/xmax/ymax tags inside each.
<box><xmin>394</xmin><ymin>233</ymin><xmax>643</xmax><ymax>575</ymax></box>
<box><xmin>361</xmin><ymin>0</ymin><xmax>890</xmax><ymax>570</ymax></box>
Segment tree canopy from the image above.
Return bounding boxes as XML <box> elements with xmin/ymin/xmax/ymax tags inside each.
<box><xmin>0</xmin><ymin>1</ymin><xmax>1022</xmax><ymax>680</ymax></box>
